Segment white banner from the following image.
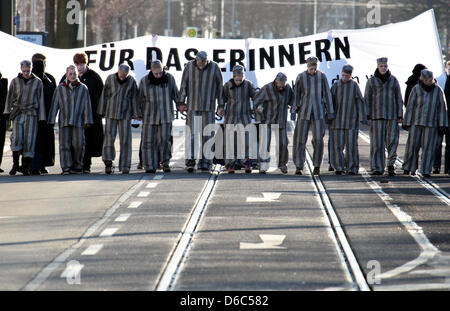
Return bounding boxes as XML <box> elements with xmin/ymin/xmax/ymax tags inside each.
<box><xmin>0</xmin><ymin>9</ymin><xmax>445</xmax><ymax>113</ymax></box>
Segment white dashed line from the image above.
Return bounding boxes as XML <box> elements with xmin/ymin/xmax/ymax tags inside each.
<box><xmin>146</xmin><ymin>182</ymin><xmax>158</xmax><ymax>189</ymax></box>
<box><xmin>100</xmin><ymin>228</ymin><xmax>119</xmax><ymax>237</ymax></box>
<box><xmin>128</xmin><ymin>201</ymin><xmax>142</xmax><ymax>209</ymax></box>
<box><xmin>82</xmin><ymin>244</ymin><xmax>104</xmax><ymax>256</ymax></box>
<box><xmin>137</xmin><ymin>191</ymin><xmax>150</xmax><ymax>198</ymax></box>
<box><xmin>115</xmin><ymin>213</ymin><xmax>131</xmax><ymax>222</ymax></box>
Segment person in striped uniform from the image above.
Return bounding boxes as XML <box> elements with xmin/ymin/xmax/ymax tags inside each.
<box><xmin>402</xmin><ymin>69</ymin><xmax>448</xmax><ymax>177</ymax></box>
<box><xmin>139</xmin><ymin>60</ymin><xmax>178</xmax><ymax>173</ymax></box>
<box><xmin>329</xmin><ymin>65</ymin><xmax>366</xmax><ymax>175</ymax></box>
<box><xmin>220</xmin><ymin>65</ymin><xmax>258</xmax><ymax>173</ymax></box>
<box><xmin>254</xmin><ymin>72</ymin><xmax>294</xmax><ymax>174</ymax></box>
<box><xmin>98</xmin><ymin>64</ymin><xmax>141</xmax><ymax>174</ymax></box>
<box><xmin>178</xmin><ymin>51</ymin><xmax>223</xmax><ymax>173</ymax></box>
<box><xmin>48</xmin><ymin>65</ymin><xmax>93</xmax><ymax>175</ymax></box>
<box><xmin>292</xmin><ymin>56</ymin><xmax>335</xmax><ymax>175</ymax></box>
<box><xmin>364</xmin><ymin>57</ymin><xmax>403</xmax><ymax>176</ymax></box>
<box><xmin>4</xmin><ymin>60</ymin><xmax>46</xmax><ymax>176</ymax></box>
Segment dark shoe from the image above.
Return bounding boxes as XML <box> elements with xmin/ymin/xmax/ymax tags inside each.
<box><xmin>388</xmin><ymin>166</ymin><xmax>396</xmax><ymax>176</ymax></box>
<box><xmin>0</xmin><ymin>168</ymin><xmax>4</xmax><ymax>173</ymax></box>
<box><xmin>313</xmin><ymin>167</ymin><xmax>320</xmax><ymax>175</ymax></box>
<box><xmin>422</xmin><ymin>173</ymin><xmax>431</xmax><ymax>178</ymax></box>
<box><xmin>137</xmin><ymin>162</ymin><xmax>143</xmax><ymax>170</ymax></box>
<box><xmin>186</xmin><ymin>166</ymin><xmax>194</xmax><ymax>173</ymax></box>
<box><xmin>347</xmin><ymin>172</ymin><xmax>356</xmax><ymax>176</ymax></box>
<box><xmin>328</xmin><ymin>165</ymin><xmax>334</xmax><ymax>172</ymax></box>
<box><xmin>244</xmin><ymin>159</ymin><xmax>252</xmax><ymax>173</ymax></box>
<box><xmin>122</xmin><ymin>169</ymin><xmax>130</xmax><ymax>174</ymax></box>
<box><xmin>61</xmin><ymin>170</ymin><xmax>70</xmax><ymax>175</ymax></box>
<box><xmin>40</xmin><ymin>168</ymin><xmax>49</xmax><ymax>174</ymax></box>
<box><xmin>259</xmin><ymin>169</ymin><xmax>266</xmax><ymax>174</ymax></box>
<box><xmin>411</xmin><ymin>171</ymin><xmax>416</xmax><ymax>176</ymax></box>
<box><xmin>70</xmin><ymin>168</ymin><xmax>82</xmax><ymax>174</ymax></box>
<box><xmin>280</xmin><ymin>166</ymin><xmax>288</xmax><ymax>174</ymax></box>
<box><xmin>163</xmin><ymin>165</ymin><xmax>171</xmax><ymax>173</ymax></box>
<box><xmin>227</xmin><ymin>166</ymin><xmax>235</xmax><ymax>174</ymax></box>
<box><xmin>370</xmin><ymin>171</ymin><xmax>382</xmax><ymax>176</ymax></box>
<box><xmin>9</xmin><ymin>165</ymin><xmax>19</xmax><ymax>175</ymax></box>
<box><xmin>295</xmin><ymin>169</ymin><xmax>303</xmax><ymax>175</ymax></box>
<box><xmin>335</xmin><ymin>171</ymin><xmax>343</xmax><ymax>175</ymax></box>
<box><xmin>146</xmin><ymin>169</ymin><xmax>156</xmax><ymax>174</ymax></box>
<box><xmin>83</xmin><ymin>169</ymin><xmax>91</xmax><ymax>174</ymax></box>
<box><xmin>105</xmin><ymin>161</ymin><xmax>114</xmax><ymax>174</ymax></box>
<box><xmin>31</xmin><ymin>170</ymin><xmax>41</xmax><ymax>175</ymax></box>
<box><xmin>22</xmin><ymin>157</ymin><xmax>32</xmax><ymax>176</ymax></box>
<box><xmin>403</xmin><ymin>170</ymin><xmax>410</xmax><ymax>175</ymax></box>
<box><xmin>433</xmin><ymin>169</ymin><xmax>440</xmax><ymax>174</ymax></box>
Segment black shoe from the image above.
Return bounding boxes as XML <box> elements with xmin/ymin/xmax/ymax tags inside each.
<box><xmin>422</xmin><ymin>173</ymin><xmax>431</xmax><ymax>178</ymax></box>
<box><xmin>280</xmin><ymin>166</ymin><xmax>288</xmax><ymax>174</ymax></box>
<box><xmin>433</xmin><ymin>169</ymin><xmax>440</xmax><ymax>174</ymax></box>
<box><xmin>163</xmin><ymin>165</ymin><xmax>171</xmax><ymax>173</ymax></box>
<box><xmin>9</xmin><ymin>165</ymin><xmax>19</xmax><ymax>176</ymax></box>
<box><xmin>105</xmin><ymin>161</ymin><xmax>114</xmax><ymax>174</ymax></box>
<box><xmin>347</xmin><ymin>172</ymin><xmax>356</xmax><ymax>176</ymax></box>
<box><xmin>31</xmin><ymin>170</ymin><xmax>41</xmax><ymax>175</ymax></box>
<box><xmin>259</xmin><ymin>170</ymin><xmax>267</xmax><ymax>174</ymax></box>
<box><xmin>295</xmin><ymin>169</ymin><xmax>303</xmax><ymax>175</ymax></box>
<box><xmin>403</xmin><ymin>170</ymin><xmax>410</xmax><ymax>175</ymax></box>
<box><xmin>40</xmin><ymin>168</ymin><xmax>49</xmax><ymax>174</ymax></box>
<box><xmin>22</xmin><ymin>157</ymin><xmax>32</xmax><ymax>176</ymax></box>
<box><xmin>411</xmin><ymin>171</ymin><xmax>416</xmax><ymax>176</ymax></box>
<box><xmin>313</xmin><ymin>167</ymin><xmax>320</xmax><ymax>175</ymax></box>
<box><xmin>335</xmin><ymin>171</ymin><xmax>343</xmax><ymax>175</ymax></box>
<box><xmin>388</xmin><ymin>166</ymin><xmax>395</xmax><ymax>176</ymax></box>
<box><xmin>328</xmin><ymin>165</ymin><xmax>334</xmax><ymax>172</ymax></box>
<box><xmin>186</xmin><ymin>166</ymin><xmax>194</xmax><ymax>173</ymax></box>
<box><xmin>146</xmin><ymin>169</ymin><xmax>156</xmax><ymax>174</ymax></box>
<box><xmin>0</xmin><ymin>168</ymin><xmax>4</xmax><ymax>173</ymax></box>
<box><xmin>370</xmin><ymin>171</ymin><xmax>382</xmax><ymax>176</ymax></box>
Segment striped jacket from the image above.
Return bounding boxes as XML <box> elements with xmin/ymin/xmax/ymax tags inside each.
<box><xmin>221</xmin><ymin>79</ymin><xmax>257</xmax><ymax>125</ymax></box>
<box><xmin>294</xmin><ymin>70</ymin><xmax>334</xmax><ymax>120</ymax></box>
<box><xmin>4</xmin><ymin>74</ymin><xmax>46</xmax><ymax>121</ymax></box>
<box><xmin>403</xmin><ymin>83</ymin><xmax>448</xmax><ymax>128</ymax></box>
<box><xmin>48</xmin><ymin>81</ymin><xmax>93</xmax><ymax>127</ymax></box>
<box><xmin>254</xmin><ymin>82</ymin><xmax>294</xmax><ymax>129</ymax></box>
<box><xmin>330</xmin><ymin>79</ymin><xmax>367</xmax><ymax>129</ymax></box>
<box><xmin>178</xmin><ymin>60</ymin><xmax>223</xmax><ymax>112</ymax></box>
<box><xmin>98</xmin><ymin>73</ymin><xmax>141</xmax><ymax>120</ymax></box>
<box><xmin>364</xmin><ymin>74</ymin><xmax>403</xmax><ymax>120</ymax></box>
<box><xmin>138</xmin><ymin>72</ymin><xmax>179</xmax><ymax>125</ymax></box>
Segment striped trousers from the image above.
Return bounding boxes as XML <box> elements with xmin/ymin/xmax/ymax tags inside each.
<box><xmin>142</xmin><ymin>123</ymin><xmax>172</xmax><ymax>170</ymax></box>
<box><xmin>402</xmin><ymin>125</ymin><xmax>437</xmax><ymax>175</ymax></box>
<box><xmin>224</xmin><ymin>123</ymin><xmax>257</xmax><ymax>167</ymax></box>
<box><xmin>293</xmin><ymin>118</ymin><xmax>326</xmax><ymax>169</ymax></box>
<box><xmin>258</xmin><ymin>124</ymin><xmax>289</xmax><ymax>170</ymax></box>
<box><xmin>329</xmin><ymin>129</ymin><xmax>359</xmax><ymax>174</ymax></box>
<box><xmin>59</xmin><ymin>126</ymin><xmax>84</xmax><ymax>171</ymax></box>
<box><xmin>185</xmin><ymin>111</ymin><xmax>216</xmax><ymax>169</ymax></box>
<box><xmin>369</xmin><ymin>119</ymin><xmax>399</xmax><ymax>172</ymax></box>
<box><xmin>102</xmin><ymin>118</ymin><xmax>132</xmax><ymax>171</ymax></box>
<box><xmin>10</xmin><ymin>113</ymin><xmax>38</xmax><ymax>158</ymax></box>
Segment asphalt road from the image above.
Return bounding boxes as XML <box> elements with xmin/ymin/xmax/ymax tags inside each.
<box><xmin>0</xmin><ymin>124</ymin><xmax>450</xmax><ymax>291</ymax></box>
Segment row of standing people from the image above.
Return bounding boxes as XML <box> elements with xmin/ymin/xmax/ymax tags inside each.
<box><xmin>1</xmin><ymin>51</ymin><xmax>450</xmax><ymax>177</ymax></box>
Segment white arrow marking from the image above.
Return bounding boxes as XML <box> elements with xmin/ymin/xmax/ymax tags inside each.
<box><xmin>246</xmin><ymin>192</ymin><xmax>281</xmax><ymax>203</ymax></box>
<box><xmin>240</xmin><ymin>234</ymin><xmax>286</xmax><ymax>249</ymax></box>
<box><xmin>0</xmin><ymin>216</ymin><xmax>17</xmax><ymax>219</ymax></box>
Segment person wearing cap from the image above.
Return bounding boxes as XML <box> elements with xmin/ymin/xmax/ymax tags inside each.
<box><xmin>178</xmin><ymin>51</ymin><xmax>223</xmax><ymax>172</ymax></box>
<box><xmin>139</xmin><ymin>60</ymin><xmax>179</xmax><ymax>173</ymax></box>
<box><xmin>364</xmin><ymin>57</ymin><xmax>403</xmax><ymax>176</ymax></box>
<box><xmin>0</xmin><ymin>71</ymin><xmax>8</xmax><ymax>173</ymax></box>
<box><xmin>253</xmin><ymin>72</ymin><xmax>294</xmax><ymax>174</ymax></box>
<box><xmin>402</xmin><ymin>69</ymin><xmax>448</xmax><ymax>177</ymax></box>
<box><xmin>292</xmin><ymin>56</ymin><xmax>335</xmax><ymax>175</ymax></box>
<box><xmin>220</xmin><ymin>65</ymin><xmax>258</xmax><ymax>173</ymax></box>
<box><xmin>98</xmin><ymin>64</ymin><xmax>141</xmax><ymax>174</ymax></box>
<box><xmin>30</xmin><ymin>53</ymin><xmax>57</xmax><ymax>175</ymax></box>
<box><xmin>49</xmin><ymin>65</ymin><xmax>93</xmax><ymax>175</ymax></box>
<box><xmin>4</xmin><ymin>60</ymin><xmax>46</xmax><ymax>176</ymax></box>
<box><xmin>329</xmin><ymin>65</ymin><xmax>366</xmax><ymax>175</ymax></box>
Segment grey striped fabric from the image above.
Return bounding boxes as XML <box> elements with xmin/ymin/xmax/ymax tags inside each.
<box><xmin>141</xmin><ymin>123</ymin><xmax>172</xmax><ymax>170</ymax></box>
<box><xmin>329</xmin><ymin>128</ymin><xmax>359</xmax><ymax>174</ymax></box>
<box><xmin>253</xmin><ymin>82</ymin><xmax>295</xmax><ymax>129</ymax></box>
<box><xmin>102</xmin><ymin>118</ymin><xmax>132</xmax><ymax>171</ymax></box>
<box><xmin>98</xmin><ymin>73</ymin><xmax>141</xmax><ymax>120</ymax></box>
<box><xmin>221</xmin><ymin>79</ymin><xmax>257</xmax><ymax>126</ymax></box>
<box><xmin>178</xmin><ymin>60</ymin><xmax>224</xmax><ymax>112</ymax></box>
<box><xmin>293</xmin><ymin>118</ymin><xmax>326</xmax><ymax>169</ymax></box>
<box><xmin>185</xmin><ymin>110</ymin><xmax>216</xmax><ymax>168</ymax></box>
<box><xmin>364</xmin><ymin>74</ymin><xmax>403</xmax><ymax>120</ymax></box>
<box><xmin>4</xmin><ymin>74</ymin><xmax>46</xmax><ymax>121</ymax></box>
<box><xmin>48</xmin><ymin>83</ymin><xmax>94</xmax><ymax>127</ymax></box>
<box><xmin>258</xmin><ymin>125</ymin><xmax>289</xmax><ymax>170</ymax></box>
<box><xmin>139</xmin><ymin>73</ymin><xmax>178</xmax><ymax>124</ymax></box>
<box><xmin>403</xmin><ymin>84</ymin><xmax>448</xmax><ymax>128</ymax></box>
<box><xmin>294</xmin><ymin>70</ymin><xmax>334</xmax><ymax>120</ymax></box>
<box><xmin>369</xmin><ymin>119</ymin><xmax>399</xmax><ymax>172</ymax></box>
<box><xmin>9</xmin><ymin>113</ymin><xmax>38</xmax><ymax>158</ymax></box>
<box><xmin>402</xmin><ymin>125</ymin><xmax>438</xmax><ymax>175</ymax></box>
<box><xmin>59</xmin><ymin>126</ymin><xmax>84</xmax><ymax>171</ymax></box>
<box><xmin>330</xmin><ymin>79</ymin><xmax>366</xmax><ymax>129</ymax></box>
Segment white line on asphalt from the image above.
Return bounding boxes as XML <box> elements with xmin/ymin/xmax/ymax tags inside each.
<box><xmin>240</xmin><ymin>234</ymin><xmax>286</xmax><ymax>249</ymax></box>
<box><xmin>154</xmin><ymin>165</ymin><xmax>221</xmax><ymax>291</ymax></box>
<box><xmin>246</xmin><ymin>192</ymin><xmax>281</xmax><ymax>203</ymax></box>
<box><xmin>81</xmin><ymin>244</ymin><xmax>104</xmax><ymax>256</ymax></box>
<box><xmin>99</xmin><ymin>228</ymin><xmax>119</xmax><ymax>237</ymax></box>
<box><xmin>60</xmin><ymin>261</ymin><xmax>84</xmax><ymax>279</ymax></box>
<box><xmin>115</xmin><ymin>213</ymin><xmax>131</xmax><ymax>222</ymax></box>
<box><xmin>146</xmin><ymin>182</ymin><xmax>158</xmax><ymax>189</ymax></box>
<box><xmin>128</xmin><ymin>201</ymin><xmax>142</xmax><ymax>208</ymax></box>
<box><xmin>153</xmin><ymin>175</ymin><xmax>164</xmax><ymax>180</ymax></box>
<box><xmin>374</xmin><ymin>283</ymin><xmax>450</xmax><ymax>291</ymax></box>
<box><xmin>23</xmin><ymin>175</ymin><xmax>149</xmax><ymax>291</ymax></box>
<box><xmin>137</xmin><ymin>191</ymin><xmax>150</xmax><ymax>198</ymax></box>
<box><xmin>0</xmin><ymin>216</ymin><xmax>17</xmax><ymax>219</ymax></box>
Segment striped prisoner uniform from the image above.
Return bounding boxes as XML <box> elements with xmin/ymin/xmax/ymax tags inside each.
<box><xmin>364</xmin><ymin>72</ymin><xmax>403</xmax><ymax>173</ymax></box>
<box><xmin>330</xmin><ymin>79</ymin><xmax>366</xmax><ymax>174</ymax></box>
<box><xmin>139</xmin><ymin>71</ymin><xmax>178</xmax><ymax>170</ymax></box>
<box><xmin>253</xmin><ymin>82</ymin><xmax>294</xmax><ymax>170</ymax></box>
<box><xmin>4</xmin><ymin>74</ymin><xmax>46</xmax><ymax>158</ymax></box>
<box><xmin>292</xmin><ymin>70</ymin><xmax>334</xmax><ymax>170</ymax></box>
<box><xmin>48</xmin><ymin>81</ymin><xmax>93</xmax><ymax>171</ymax></box>
<box><xmin>179</xmin><ymin>60</ymin><xmax>223</xmax><ymax>169</ymax></box>
<box><xmin>98</xmin><ymin>73</ymin><xmax>140</xmax><ymax>171</ymax></box>
<box><xmin>220</xmin><ymin>79</ymin><xmax>257</xmax><ymax>167</ymax></box>
<box><xmin>402</xmin><ymin>83</ymin><xmax>448</xmax><ymax>174</ymax></box>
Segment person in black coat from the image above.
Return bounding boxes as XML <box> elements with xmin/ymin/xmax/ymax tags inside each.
<box><xmin>31</xmin><ymin>53</ymin><xmax>56</xmax><ymax>174</ymax></box>
<box><xmin>443</xmin><ymin>72</ymin><xmax>450</xmax><ymax>175</ymax></box>
<box><xmin>0</xmin><ymin>71</ymin><xmax>8</xmax><ymax>173</ymax></box>
<box><xmin>61</xmin><ymin>53</ymin><xmax>104</xmax><ymax>173</ymax></box>
<box><xmin>404</xmin><ymin>64</ymin><xmax>427</xmax><ymax>106</ymax></box>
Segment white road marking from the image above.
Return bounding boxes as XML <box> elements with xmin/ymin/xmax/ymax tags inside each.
<box><xmin>240</xmin><ymin>234</ymin><xmax>286</xmax><ymax>249</ymax></box>
<box><xmin>153</xmin><ymin>175</ymin><xmax>164</xmax><ymax>180</ymax></box>
<box><xmin>146</xmin><ymin>182</ymin><xmax>158</xmax><ymax>189</ymax></box>
<box><xmin>99</xmin><ymin>227</ymin><xmax>119</xmax><ymax>237</ymax></box>
<box><xmin>81</xmin><ymin>244</ymin><xmax>104</xmax><ymax>256</ymax></box>
<box><xmin>115</xmin><ymin>213</ymin><xmax>131</xmax><ymax>222</ymax></box>
<box><xmin>246</xmin><ymin>192</ymin><xmax>281</xmax><ymax>203</ymax></box>
<box><xmin>0</xmin><ymin>216</ymin><xmax>17</xmax><ymax>219</ymax></box>
<box><xmin>60</xmin><ymin>261</ymin><xmax>84</xmax><ymax>279</ymax></box>
<box><xmin>128</xmin><ymin>201</ymin><xmax>142</xmax><ymax>208</ymax></box>
<box><xmin>374</xmin><ymin>283</ymin><xmax>450</xmax><ymax>291</ymax></box>
<box><xmin>137</xmin><ymin>191</ymin><xmax>150</xmax><ymax>198</ymax></box>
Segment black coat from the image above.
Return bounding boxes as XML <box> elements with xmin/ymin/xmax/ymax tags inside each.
<box><xmin>445</xmin><ymin>74</ymin><xmax>450</xmax><ymax>121</ymax></box>
<box><xmin>34</xmin><ymin>72</ymin><xmax>56</xmax><ymax>167</ymax></box>
<box><xmin>404</xmin><ymin>64</ymin><xmax>427</xmax><ymax>107</ymax></box>
<box><xmin>60</xmin><ymin>68</ymin><xmax>104</xmax><ymax>157</ymax></box>
<box><xmin>0</xmin><ymin>75</ymin><xmax>7</xmax><ymax>114</ymax></box>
